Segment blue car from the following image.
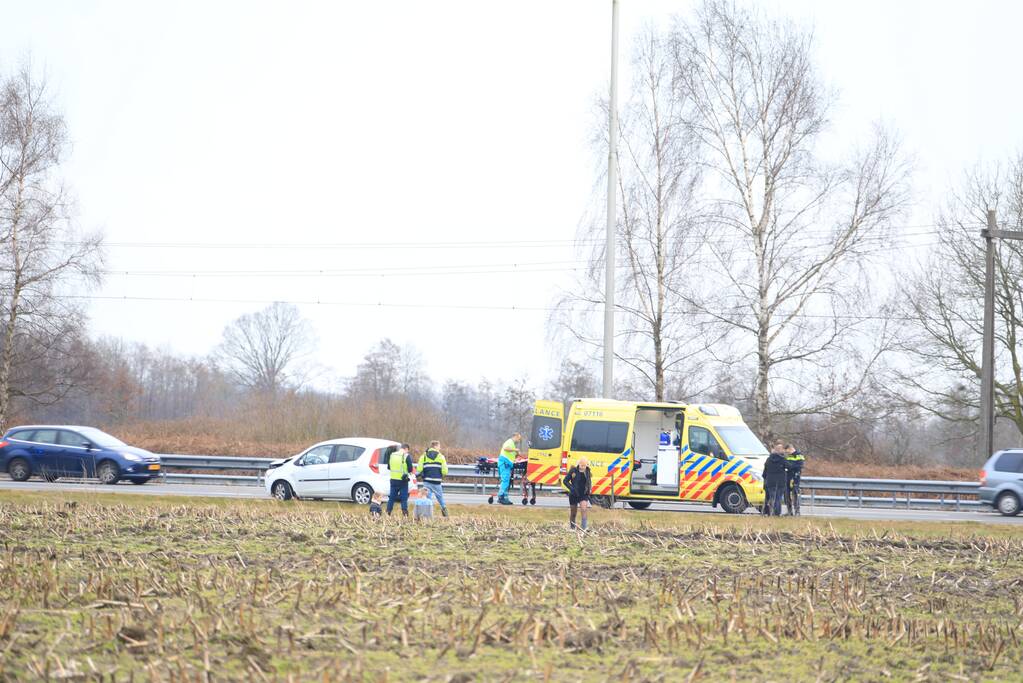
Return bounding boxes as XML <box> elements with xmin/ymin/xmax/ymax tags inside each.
<box><xmin>0</xmin><ymin>425</ymin><xmax>161</xmax><ymax>485</ymax></box>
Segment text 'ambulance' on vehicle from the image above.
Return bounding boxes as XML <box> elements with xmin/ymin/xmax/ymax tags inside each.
<box><xmin>526</xmin><ymin>399</ymin><xmax>767</xmax><ymax>513</ymax></box>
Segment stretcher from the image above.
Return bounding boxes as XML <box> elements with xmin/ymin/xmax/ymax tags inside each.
<box><xmin>474</xmin><ymin>456</ymin><xmax>539</xmax><ymax>505</ymax></box>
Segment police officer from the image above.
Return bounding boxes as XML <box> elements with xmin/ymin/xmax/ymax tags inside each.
<box><xmin>496</xmin><ymin>433</ymin><xmax>521</xmax><ymax>506</ymax></box>
<box><xmin>784</xmin><ymin>443</ymin><xmax>805</xmax><ymax>516</ymax></box>
<box><xmin>418</xmin><ymin>440</ymin><xmax>449</xmax><ymax>517</ymax></box>
<box><xmin>762</xmin><ymin>442</ymin><xmax>788</xmax><ymax>516</ymax></box>
<box><xmin>386</xmin><ymin>443</ymin><xmax>415</xmax><ymax>517</ymax></box>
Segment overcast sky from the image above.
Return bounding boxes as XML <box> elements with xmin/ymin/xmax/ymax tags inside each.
<box><xmin>2</xmin><ymin>0</ymin><xmax>1020</xmax><ymax>391</ymax></box>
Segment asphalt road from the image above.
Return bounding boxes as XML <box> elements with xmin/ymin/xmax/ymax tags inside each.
<box><xmin>0</xmin><ymin>477</ymin><xmax>1019</xmax><ymax>526</ymax></box>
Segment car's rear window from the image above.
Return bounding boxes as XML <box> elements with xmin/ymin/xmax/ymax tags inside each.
<box><xmin>994</xmin><ymin>451</ymin><xmax>1023</xmax><ymax>473</ymax></box>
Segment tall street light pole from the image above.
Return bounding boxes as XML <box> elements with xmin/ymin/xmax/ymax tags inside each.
<box><xmin>603</xmin><ymin>0</ymin><xmax>620</xmax><ymax>398</ymax></box>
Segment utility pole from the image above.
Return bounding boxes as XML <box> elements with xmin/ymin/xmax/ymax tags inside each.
<box><xmin>603</xmin><ymin>0</ymin><xmax>620</xmax><ymax>398</ymax></box>
<box><xmin>979</xmin><ymin>209</ymin><xmax>1023</xmax><ymax>462</ymax></box>
<box><xmin>979</xmin><ymin>210</ymin><xmax>996</xmax><ymax>464</ymax></box>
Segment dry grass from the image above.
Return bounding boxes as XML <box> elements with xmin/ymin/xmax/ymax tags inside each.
<box><xmin>0</xmin><ymin>491</ymin><xmax>1020</xmax><ymax>681</ymax></box>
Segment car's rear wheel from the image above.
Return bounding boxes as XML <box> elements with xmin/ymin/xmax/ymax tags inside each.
<box><xmin>718</xmin><ymin>484</ymin><xmax>748</xmax><ymax>514</ymax></box>
<box><xmin>627</xmin><ymin>501</ymin><xmax>652</xmax><ymax>510</ymax></box>
<box><xmin>8</xmin><ymin>458</ymin><xmax>30</xmax><ymax>482</ymax></box>
<box><xmin>996</xmin><ymin>491</ymin><xmax>1021</xmax><ymax>517</ymax></box>
<box><xmin>97</xmin><ymin>461</ymin><xmax>120</xmax><ymax>485</ymax></box>
<box><xmin>272</xmin><ymin>480</ymin><xmax>294</xmax><ymax>501</ymax></box>
<box><xmin>352</xmin><ymin>483</ymin><xmax>373</xmax><ymax>505</ymax></box>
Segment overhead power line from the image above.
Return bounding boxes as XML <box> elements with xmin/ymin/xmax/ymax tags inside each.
<box><xmin>59</xmin><ymin>293</ymin><xmax>978</xmax><ymax>324</ymax></box>
<box><xmin>85</xmin><ymin>239</ymin><xmax>946</xmax><ymax>278</ymax></box>
<box><xmin>54</xmin><ymin>223</ymin><xmax>968</xmax><ymax>251</ymax></box>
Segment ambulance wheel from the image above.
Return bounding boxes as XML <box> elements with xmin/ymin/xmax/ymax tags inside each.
<box><xmin>718</xmin><ymin>484</ymin><xmax>747</xmax><ymax>514</ymax></box>
<box><xmin>593</xmin><ymin>495</ymin><xmax>614</xmax><ymax>509</ymax></box>
<box><xmin>487</xmin><ymin>495</ymin><xmax>494</xmax><ymax>504</ymax></box>
<box><xmin>627</xmin><ymin>501</ymin><xmax>651</xmax><ymax>510</ymax></box>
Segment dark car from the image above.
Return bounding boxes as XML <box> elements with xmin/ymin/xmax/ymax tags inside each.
<box><xmin>0</xmin><ymin>426</ymin><xmax>161</xmax><ymax>485</ymax></box>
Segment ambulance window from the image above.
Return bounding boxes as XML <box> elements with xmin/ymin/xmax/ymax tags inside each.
<box><xmin>688</xmin><ymin>427</ymin><xmax>723</xmax><ymax>457</ymax></box>
<box><xmin>570</xmin><ymin>420</ymin><xmax>629</xmax><ymax>453</ymax></box>
<box><xmin>530</xmin><ymin>415</ymin><xmax>562</xmax><ymax>449</ymax></box>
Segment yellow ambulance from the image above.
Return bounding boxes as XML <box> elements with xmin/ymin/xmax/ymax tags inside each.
<box><xmin>526</xmin><ymin>398</ymin><xmax>766</xmax><ymax>513</ymax></box>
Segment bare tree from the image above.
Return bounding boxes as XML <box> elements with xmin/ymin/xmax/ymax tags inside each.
<box><xmin>0</xmin><ymin>63</ymin><xmax>102</xmax><ymax>428</ymax></box>
<box><xmin>348</xmin><ymin>338</ymin><xmax>429</xmax><ymax>401</ymax></box>
<box><xmin>896</xmin><ymin>158</ymin><xmax>1023</xmax><ymax>446</ymax></box>
<box><xmin>497</xmin><ymin>378</ymin><xmax>536</xmax><ymax>438</ymax></box>
<box><xmin>549</xmin><ymin>359</ymin><xmax>599</xmax><ymax>404</ymax></box>
<box><xmin>672</xmin><ymin>1</ymin><xmax>910</xmax><ymax>437</ymax></box>
<box><xmin>559</xmin><ymin>29</ymin><xmax>712</xmax><ymax>400</ymax></box>
<box><xmin>215</xmin><ymin>302</ymin><xmax>313</xmax><ymax>394</ymax></box>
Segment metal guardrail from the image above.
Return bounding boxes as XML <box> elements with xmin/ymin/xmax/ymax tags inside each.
<box><xmin>799</xmin><ymin>476</ymin><xmax>981</xmax><ymax>511</ymax></box>
<box><xmin>156</xmin><ymin>455</ymin><xmax>986</xmax><ymax>511</ymax></box>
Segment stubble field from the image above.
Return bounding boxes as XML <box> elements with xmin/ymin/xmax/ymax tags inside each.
<box><xmin>0</xmin><ymin>491</ymin><xmax>1021</xmax><ymax>681</ymax></box>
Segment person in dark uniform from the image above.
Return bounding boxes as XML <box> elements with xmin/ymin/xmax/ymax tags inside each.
<box><xmin>784</xmin><ymin>443</ymin><xmax>805</xmax><ymax>516</ymax></box>
<box><xmin>762</xmin><ymin>442</ymin><xmax>789</xmax><ymax>516</ymax></box>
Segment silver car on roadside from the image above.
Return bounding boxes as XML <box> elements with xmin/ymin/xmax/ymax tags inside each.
<box><xmin>979</xmin><ymin>449</ymin><xmax>1023</xmax><ymax>516</ymax></box>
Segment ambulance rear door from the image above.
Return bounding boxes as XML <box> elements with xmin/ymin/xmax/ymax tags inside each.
<box><xmin>526</xmin><ymin>400</ymin><xmax>564</xmax><ymax>486</ymax></box>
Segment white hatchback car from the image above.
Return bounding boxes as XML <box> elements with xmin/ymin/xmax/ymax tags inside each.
<box><xmin>264</xmin><ymin>438</ymin><xmax>399</xmax><ymax>504</ymax></box>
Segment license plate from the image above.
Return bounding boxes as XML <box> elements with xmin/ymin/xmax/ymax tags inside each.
<box><xmin>147</xmin><ymin>464</ymin><xmax>160</xmax><ymax>470</ymax></box>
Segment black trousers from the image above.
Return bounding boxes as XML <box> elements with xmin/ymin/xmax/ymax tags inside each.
<box><xmin>764</xmin><ymin>478</ymin><xmax>785</xmax><ymax>515</ymax></box>
<box><xmin>786</xmin><ymin>469</ymin><xmax>802</xmax><ymax>512</ymax></box>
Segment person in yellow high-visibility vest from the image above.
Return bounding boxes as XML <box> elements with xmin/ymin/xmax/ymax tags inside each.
<box><xmin>496</xmin><ymin>433</ymin><xmax>521</xmax><ymax>505</ymax></box>
<box><xmin>386</xmin><ymin>443</ymin><xmax>414</xmax><ymax>517</ymax></box>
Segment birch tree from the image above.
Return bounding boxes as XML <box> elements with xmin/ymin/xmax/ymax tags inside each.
<box><xmin>561</xmin><ymin>29</ymin><xmax>710</xmax><ymax>400</ymax></box>
<box><xmin>0</xmin><ymin>64</ymin><xmax>102</xmax><ymax>428</ymax></box>
<box><xmin>672</xmin><ymin>1</ymin><xmax>910</xmax><ymax>437</ymax></box>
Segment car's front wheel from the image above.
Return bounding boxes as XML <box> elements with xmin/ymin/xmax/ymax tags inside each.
<box><xmin>8</xmin><ymin>458</ymin><xmax>30</xmax><ymax>482</ymax></box>
<box><xmin>352</xmin><ymin>483</ymin><xmax>373</xmax><ymax>505</ymax></box>
<box><xmin>97</xmin><ymin>461</ymin><xmax>120</xmax><ymax>485</ymax></box>
<box><xmin>272</xmin><ymin>480</ymin><xmax>294</xmax><ymax>501</ymax></box>
<box><xmin>996</xmin><ymin>491</ymin><xmax>1021</xmax><ymax>517</ymax></box>
<box><xmin>718</xmin><ymin>484</ymin><xmax>748</xmax><ymax>514</ymax></box>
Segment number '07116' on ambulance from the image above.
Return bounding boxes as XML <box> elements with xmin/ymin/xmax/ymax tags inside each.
<box><xmin>526</xmin><ymin>399</ymin><xmax>767</xmax><ymax>513</ymax></box>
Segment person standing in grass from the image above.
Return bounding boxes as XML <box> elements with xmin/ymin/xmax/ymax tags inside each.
<box><xmin>418</xmin><ymin>440</ymin><xmax>449</xmax><ymax>517</ymax></box>
<box><xmin>762</xmin><ymin>442</ymin><xmax>788</xmax><ymax>516</ymax></box>
<box><xmin>784</xmin><ymin>443</ymin><xmax>805</xmax><ymax>516</ymax></box>
<box><xmin>563</xmin><ymin>457</ymin><xmax>592</xmax><ymax>530</ymax></box>
<box><xmin>496</xmin><ymin>432</ymin><xmax>521</xmax><ymax>505</ymax></box>
<box><xmin>386</xmin><ymin>443</ymin><xmax>415</xmax><ymax>517</ymax></box>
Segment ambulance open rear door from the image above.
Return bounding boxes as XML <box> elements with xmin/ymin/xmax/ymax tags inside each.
<box><xmin>526</xmin><ymin>400</ymin><xmax>564</xmax><ymax>486</ymax></box>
